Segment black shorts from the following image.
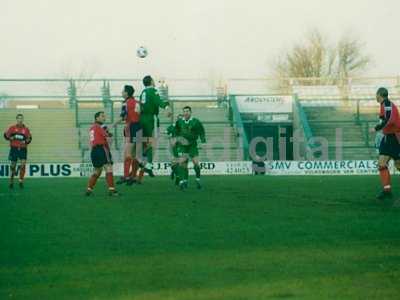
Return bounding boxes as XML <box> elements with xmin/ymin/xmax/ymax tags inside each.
<box><xmin>123</xmin><ymin>122</ymin><xmax>141</xmax><ymax>143</ymax></box>
<box><xmin>91</xmin><ymin>145</ymin><xmax>113</xmax><ymax>168</ymax></box>
<box><xmin>9</xmin><ymin>147</ymin><xmax>27</xmax><ymax>162</ymax></box>
<box><xmin>379</xmin><ymin>134</ymin><xmax>400</xmax><ymax>160</ymax></box>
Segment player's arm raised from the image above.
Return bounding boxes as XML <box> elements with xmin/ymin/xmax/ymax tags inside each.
<box><xmin>155</xmin><ymin>90</ymin><xmax>172</xmax><ymax>118</ymax></box>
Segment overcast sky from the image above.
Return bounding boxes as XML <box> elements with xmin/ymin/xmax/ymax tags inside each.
<box><xmin>1</xmin><ymin>0</ymin><xmax>399</xmax><ymax>80</ymax></box>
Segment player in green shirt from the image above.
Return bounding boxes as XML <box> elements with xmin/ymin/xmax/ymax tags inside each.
<box><xmin>139</xmin><ymin>75</ymin><xmax>171</xmax><ymax>176</ymax></box>
<box><xmin>174</xmin><ymin>106</ymin><xmax>206</xmax><ymax>190</ymax></box>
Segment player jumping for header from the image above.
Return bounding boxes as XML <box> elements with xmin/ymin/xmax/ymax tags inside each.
<box><xmin>139</xmin><ymin>75</ymin><xmax>171</xmax><ymax>177</ymax></box>
<box><xmin>113</xmin><ymin>85</ymin><xmax>141</xmax><ymax>185</ymax></box>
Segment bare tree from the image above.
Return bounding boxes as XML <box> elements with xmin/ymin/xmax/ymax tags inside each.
<box><xmin>274</xmin><ymin>30</ymin><xmax>327</xmax><ymax>78</ymax></box>
<box><xmin>336</xmin><ymin>35</ymin><xmax>370</xmax><ymax>79</ymax></box>
<box><xmin>271</xmin><ymin>29</ymin><xmax>370</xmax><ymax>85</ymax></box>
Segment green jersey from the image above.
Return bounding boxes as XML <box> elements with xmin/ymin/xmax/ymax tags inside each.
<box><xmin>175</xmin><ymin>117</ymin><xmax>206</xmax><ymax>145</ymax></box>
<box><xmin>166</xmin><ymin>124</ymin><xmax>182</xmax><ymax>158</ymax></box>
<box><xmin>166</xmin><ymin>124</ymin><xmax>177</xmax><ymax>137</ymax></box>
<box><xmin>139</xmin><ymin>87</ymin><xmax>169</xmax><ymax>116</ymax></box>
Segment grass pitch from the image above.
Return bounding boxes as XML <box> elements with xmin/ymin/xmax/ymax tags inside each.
<box><xmin>1</xmin><ymin>176</ymin><xmax>400</xmax><ymax>299</ymax></box>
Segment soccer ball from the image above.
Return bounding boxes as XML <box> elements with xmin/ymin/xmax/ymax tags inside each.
<box><xmin>136</xmin><ymin>46</ymin><xmax>148</xmax><ymax>58</ymax></box>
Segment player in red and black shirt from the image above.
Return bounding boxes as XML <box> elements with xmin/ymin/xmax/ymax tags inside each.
<box><xmin>113</xmin><ymin>85</ymin><xmax>142</xmax><ymax>185</ymax></box>
<box><xmin>86</xmin><ymin>111</ymin><xmax>119</xmax><ymax>196</ymax></box>
<box><xmin>3</xmin><ymin>114</ymin><xmax>32</xmax><ymax>189</ymax></box>
<box><xmin>373</xmin><ymin>87</ymin><xmax>400</xmax><ymax>200</ymax></box>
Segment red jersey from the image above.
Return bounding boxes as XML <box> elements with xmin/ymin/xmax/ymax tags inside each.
<box><xmin>376</xmin><ymin>99</ymin><xmax>400</xmax><ymax>135</ymax></box>
<box><xmin>89</xmin><ymin>123</ymin><xmax>110</xmax><ymax>149</ymax></box>
<box><xmin>4</xmin><ymin>124</ymin><xmax>32</xmax><ymax>148</ymax></box>
<box><xmin>120</xmin><ymin>97</ymin><xmax>140</xmax><ymax>124</ymax></box>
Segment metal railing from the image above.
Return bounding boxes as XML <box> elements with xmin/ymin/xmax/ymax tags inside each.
<box><xmin>229</xmin><ymin>95</ymin><xmax>249</xmax><ymax>160</ymax></box>
<box><xmin>293</xmin><ymin>95</ymin><xmax>317</xmax><ymax>151</ymax></box>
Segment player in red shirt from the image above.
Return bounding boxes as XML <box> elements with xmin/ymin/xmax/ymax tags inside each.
<box><xmin>86</xmin><ymin>111</ymin><xmax>119</xmax><ymax>196</ymax></box>
<box><xmin>3</xmin><ymin>114</ymin><xmax>32</xmax><ymax>189</ymax></box>
<box><xmin>373</xmin><ymin>87</ymin><xmax>400</xmax><ymax>201</ymax></box>
<box><xmin>113</xmin><ymin>85</ymin><xmax>142</xmax><ymax>185</ymax></box>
